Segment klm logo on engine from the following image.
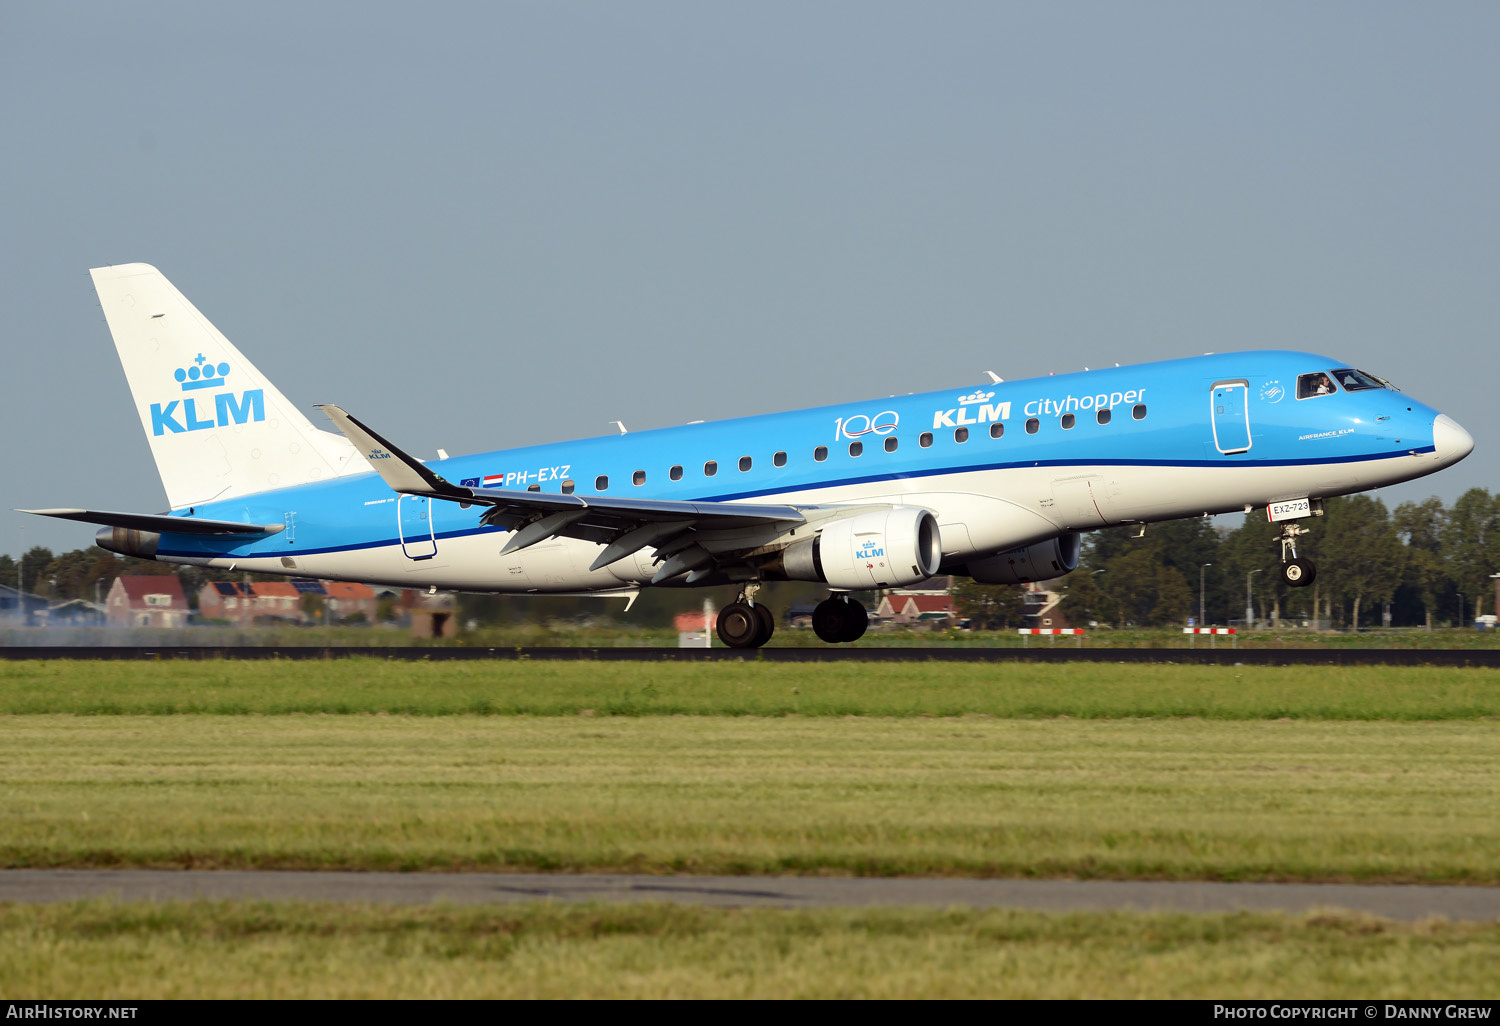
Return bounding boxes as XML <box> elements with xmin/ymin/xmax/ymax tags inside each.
<box><xmin>149</xmin><ymin>355</ymin><xmax>265</xmax><ymax>436</ymax></box>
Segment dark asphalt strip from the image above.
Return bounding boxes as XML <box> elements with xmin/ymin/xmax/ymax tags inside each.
<box><xmin>2</xmin><ymin>871</ymin><xmax>1498</xmax><ymax>921</ymax></box>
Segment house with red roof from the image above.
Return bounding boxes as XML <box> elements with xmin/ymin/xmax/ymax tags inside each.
<box><xmin>106</xmin><ymin>575</ymin><xmax>189</xmax><ymax>628</ymax></box>
<box><xmin>198</xmin><ymin>579</ymin><xmax>376</xmax><ymax>625</ymax></box>
<box><xmin>321</xmin><ymin>582</ymin><xmax>378</xmax><ymax>622</ymax></box>
<box><xmin>876</xmin><ymin>592</ymin><xmax>957</xmax><ymax>626</ymax></box>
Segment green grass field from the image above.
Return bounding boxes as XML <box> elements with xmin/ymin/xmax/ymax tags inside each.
<box><xmin>1</xmin><ymin>715</ymin><xmax>1497</xmax><ymax>880</ymax></box>
<box><xmin>2</xmin><ymin>659</ymin><xmax>1497</xmax><ymax>996</ymax></box>
<box><xmin>4</xmin><ymin>658</ymin><xmax>1500</xmax><ymax>719</ymax></box>
<box><xmin>5</xmin><ymin>902</ymin><xmax>1497</xmax><ymax>999</ymax></box>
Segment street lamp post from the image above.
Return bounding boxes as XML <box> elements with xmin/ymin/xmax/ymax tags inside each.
<box><xmin>1085</xmin><ymin>568</ymin><xmax>1107</xmax><ymax>629</ymax></box>
<box><xmin>1200</xmin><ymin>563</ymin><xmax>1212</xmax><ymax>627</ymax></box>
<box><xmin>1245</xmin><ymin>569</ymin><xmax>1262</xmax><ymax>629</ymax></box>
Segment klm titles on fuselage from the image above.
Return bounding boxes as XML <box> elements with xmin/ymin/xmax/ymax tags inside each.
<box><xmin>932</xmin><ymin>390</ymin><xmax>1009</xmax><ymax>430</ymax></box>
<box><xmin>839</xmin><ymin>384</ymin><xmax>1150</xmax><ymax>439</ymax></box>
<box><xmin>149</xmin><ymin>358</ymin><xmax>264</xmax><ymax>436</ymax></box>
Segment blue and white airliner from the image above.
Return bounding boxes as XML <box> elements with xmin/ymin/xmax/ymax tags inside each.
<box><xmin>23</xmin><ymin>264</ymin><xmax>1474</xmax><ymax>647</ymax></box>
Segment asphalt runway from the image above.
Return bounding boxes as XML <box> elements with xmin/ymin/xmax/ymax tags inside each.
<box><xmin>3</xmin><ymin>871</ymin><xmax>1499</xmax><ymax>921</ymax></box>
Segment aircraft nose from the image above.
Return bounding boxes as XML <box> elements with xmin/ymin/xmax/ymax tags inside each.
<box><xmin>1432</xmin><ymin>414</ymin><xmax>1474</xmax><ymax>466</ymax></box>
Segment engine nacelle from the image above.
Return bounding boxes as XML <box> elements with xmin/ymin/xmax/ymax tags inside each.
<box><xmin>775</xmin><ymin>508</ymin><xmax>942</xmax><ymax>590</ymax></box>
<box><xmin>964</xmin><ymin>532</ymin><xmax>1081</xmax><ymax>584</ymax></box>
<box><xmin>95</xmin><ymin>525</ymin><xmax>160</xmax><ymax>560</ymax></box>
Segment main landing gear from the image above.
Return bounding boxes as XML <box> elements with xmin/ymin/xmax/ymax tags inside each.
<box><xmin>716</xmin><ymin>586</ymin><xmax>776</xmax><ymax>649</ymax></box>
<box><xmin>1278</xmin><ymin>522</ymin><xmax>1317</xmax><ymax>588</ymax></box>
<box><xmin>812</xmin><ymin>594</ymin><xmax>867</xmax><ymax>644</ymax></box>
<box><xmin>714</xmin><ymin>588</ymin><xmax>869</xmax><ymax>649</ymax></box>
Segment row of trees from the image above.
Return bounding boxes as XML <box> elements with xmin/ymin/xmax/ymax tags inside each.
<box><xmin>956</xmin><ymin>488</ymin><xmax>1500</xmax><ymax>630</ymax></box>
<box><xmin>8</xmin><ymin>487</ymin><xmax>1500</xmax><ymax>630</ymax></box>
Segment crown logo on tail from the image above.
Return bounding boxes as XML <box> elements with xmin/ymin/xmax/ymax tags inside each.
<box><xmin>174</xmin><ymin>353</ymin><xmax>230</xmax><ymax>391</ymax></box>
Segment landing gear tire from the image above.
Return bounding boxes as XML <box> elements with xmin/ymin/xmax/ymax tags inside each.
<box><xmin>717</xmin><ymin>602</ymin><xmax>763</xmax><ymax>648</ymax></box>
<box><xmin>751</xmin><ymin>602</ymin><xmax>775</xmax><ymax>646</ymax></box>
<box><xmin>812</xmin><ymin>596</ymin><xmax>868</xmax><ymax>644</ymax></box>
<box><xmin>844</xmin><ymin>603</ymin><xmax>867</xmax><ymax>642</ymax></box>
<box><xmin>1282</xmin><ymin>558</ymin><xmax>1316</xmax><ymax>588</ymax></box>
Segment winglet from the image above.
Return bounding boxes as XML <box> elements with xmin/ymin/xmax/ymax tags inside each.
<box><xmin>316</xmin><ymin>405</ymin><xmax>467</xmax><ymax>499</ymax></box>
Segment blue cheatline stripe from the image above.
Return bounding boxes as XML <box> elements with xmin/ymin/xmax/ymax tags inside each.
<box><xmin>156</xmin><ymin>447</ymin><xmax>1431</xmax><ymax>561</ymax></box>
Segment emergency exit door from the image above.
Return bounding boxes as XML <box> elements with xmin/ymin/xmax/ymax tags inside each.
<box><xmin>1211</xmin><ymin>380</ymin><xmax>1251</xmax><ymax>454</ymax></box>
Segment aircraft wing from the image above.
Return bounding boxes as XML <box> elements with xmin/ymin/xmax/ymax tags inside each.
<box><xmin>317</xmin><ymin>405</ymin><xmax>809</xmax><ymax>577</ymax></box>
<box><xmin>19</xmin><ymin>508</ymin><xmax>285</xmax><ymax>535</ymax></box>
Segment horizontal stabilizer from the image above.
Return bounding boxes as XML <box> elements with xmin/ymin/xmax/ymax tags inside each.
<box><xmin>18</xmin><ymin>508</ymin><xmax>285</xmax><ymax>535</ymax></box>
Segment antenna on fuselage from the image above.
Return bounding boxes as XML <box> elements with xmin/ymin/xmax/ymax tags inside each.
<box><xmin>610</xmin><ymin>421</ymin><xmax>628</xmax><ymax>435</ymax></box>
<box><xmin>984</xmin><ymin>371</ymin><xmax>1003</xmax><ymax>383</ymax></box>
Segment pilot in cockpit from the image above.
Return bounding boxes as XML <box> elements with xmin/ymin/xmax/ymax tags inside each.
<box><xmin>1298</xmin><ymin>372</ymin><xmax>1337</xmax><ymax>398</ymax></box>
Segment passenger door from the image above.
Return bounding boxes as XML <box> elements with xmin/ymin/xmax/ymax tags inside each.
<box><xmin>1210</xmin><ymin>379</ymin><xmax>1251</xmax><ymax>454</ymax></box>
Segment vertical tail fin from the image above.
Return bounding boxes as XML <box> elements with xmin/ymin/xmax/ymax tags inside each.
<box><xmin>90</xmin><ymin>263</ymin><xmax>361</xmax><ymax>509</ymax></box>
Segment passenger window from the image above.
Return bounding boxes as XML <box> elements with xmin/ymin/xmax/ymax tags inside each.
<box><xmin>632</xmin><ymin>470</ymin><xmax>646</xmax><ymax>486</ymax></box>
<box><xmin>1026</xmin><ymin>418</ymin><xmax>1039</xmax><ymax>434</ymax></box>
<box><xmin>669</xmin><ymin>465</ymin><xmax>683</xmax><ymax>481</ymax></box>
<box><xmin>1061</xmin><ymin>413</ymin><xmax>1075</xmax><ymax>430</ymax></box>
<box><xmin>704</xmin><ymin>460</ymin><xmax>717</xmax><ymax>477</ymax></box>
<box><xmin>1097</xmin><ymin>408</ymin><xmax>1111</xmax><ymax>425</ymax></box>
<box><xmin>884</xmin><ymin>436</ymin><xmax>898</xmax><ymax>452</ymax></box>
<box><xmin>527</xmin><ymin>484</ymin><xmax>540</xmax><ymax>492</ymax></box>
<box><xmin>561</xmin><ymin>479</ymin><xmax>575</xmax><ymax>494</ymax></box>
<box><xmin>773</xmin><ymin>451</ymin><xmax>787</xmax><ymax>467</ymax></box>
<box><xmin>954</xmin><ymin>427</ymin><xmax>969</xmax><ymax>443</ymax></box>
<box><xmin>595</xmin><ymin>475</ymin><xmax>609</xmax><ymax>491</ymax></box>
<box><xmin>1297</xmin><ymin>373</ymin><xmax>1338</xmax><ymax>399</ymax></box>
<box><xmin>739</xmin><ymin>456</ymin><xmax>752</xmax><ymax>472</ymax></box>
<box><xmin>989</xmin><ymin>423</ymin><xmax>1004</xmax><ymax>439</ymax></box>
<box><xmin>814</xmin><ymin>446</ymin><xmax>828</xmax><ymax>462</ymax></box>
<box><xmin>919</xmin><ymin>432</ymin><xmax>933</xmax><ymax>448</ymax></box>
<box><xmin>849</xmin><ymin>441</ymin><xmax>863</xmax><ymax>457</ymax></box>
<box><xmin>1132</xmin><ymin>404</ymin><xmax>1147</xmax><ymax>420</ymax></box>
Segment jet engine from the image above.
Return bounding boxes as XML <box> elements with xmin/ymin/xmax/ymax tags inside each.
<box><xmin>963</xmin><ymin>532</ymin><xmax>1081</xmax><ymax>584</ymax></box>
<box><xmin>95</xmin><ymin>525</ymin><xmax>160</xmax><ymax>560</ymax></box>
<box><xmin>772</xmin><ymin>507</ymin><xmax>942</xmax><ymax>590</ymax></box>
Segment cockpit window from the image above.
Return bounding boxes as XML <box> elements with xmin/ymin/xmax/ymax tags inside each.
<box><xmin>1297</xmin><ymin>372</ymin><xmax>1338</xmax><ymax>399</ymax></box>
<box><xmin>1331</xmin><ymin>368</ymin><xmax>1387</xmax><ymax>392</ymax></box>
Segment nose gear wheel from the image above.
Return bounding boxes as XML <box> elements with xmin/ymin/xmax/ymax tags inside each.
<box><xmin>1278</xmin><ymin>522</ymin><xmax>1317</xmax><ymax>588</ymax></box>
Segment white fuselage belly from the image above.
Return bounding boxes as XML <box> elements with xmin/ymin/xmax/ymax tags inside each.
<box><xmin>183</xmin><ymin>451</ymin><xmax>1431</xmax><ymax>593</ymax></box>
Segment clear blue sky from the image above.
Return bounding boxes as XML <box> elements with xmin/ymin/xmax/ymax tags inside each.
<box><xmin>3</xmin><ymin>1</ymin><xmax>1497</xmax><ymax>555</ymax></box>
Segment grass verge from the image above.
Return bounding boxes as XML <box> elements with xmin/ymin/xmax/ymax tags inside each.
<box><xmin>4</xmin><ymin>659</ymin><xmax>1500</xmax><ymax>719</ymax></box>
<box><xmin>2</xmin><ymin>900</ymin><xmax>1496</xmax><ymax>998</ymax></box>
<box><xmin>2</xmin><ymin>716</ymin><xmax>1497</xmax><ymax>881</ymax></box>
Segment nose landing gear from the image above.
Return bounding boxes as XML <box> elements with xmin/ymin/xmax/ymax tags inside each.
<box><xmin>1279</xmin><ymin>522</ymin><xmax>1316</xmax><ymax>588</ymax></box>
